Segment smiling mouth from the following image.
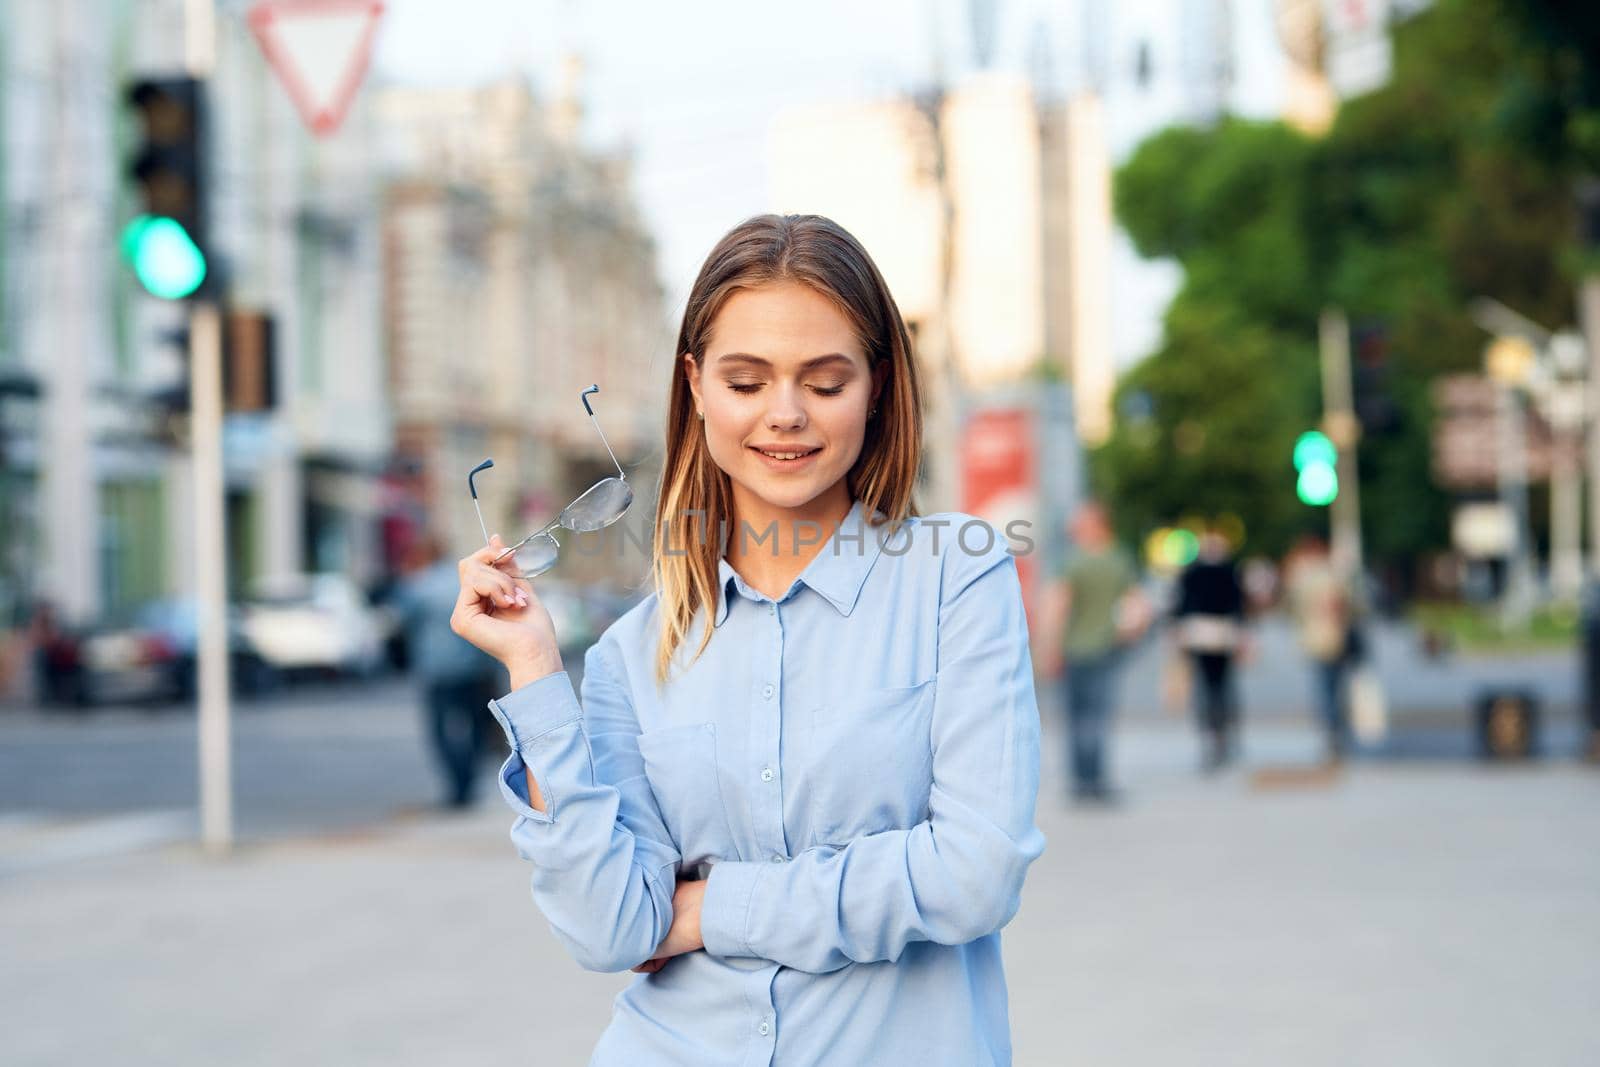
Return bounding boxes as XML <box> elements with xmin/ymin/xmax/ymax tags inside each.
<box><xmin>750</xmin><ymin>446</ymin><xmax>821</xmax><ymax>461</ymax></box>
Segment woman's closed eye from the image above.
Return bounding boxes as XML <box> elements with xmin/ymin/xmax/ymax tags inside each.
<box><xmin>725</xmin><ymin>381</ymin><xmax>847</xmax><ymax>396</ymax></box>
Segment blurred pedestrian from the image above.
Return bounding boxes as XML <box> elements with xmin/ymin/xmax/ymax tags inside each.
<box><xmin>1046</xmin><ymin>501</ymin><xmax>1146</xmax><ymax>804</ymax></box>
<box><xmin>27</xmin><ymin>600</ymin><xmax>77</xmax><ymax>706</ymax></box>
<box><xmin>1285</xmin><ymin>533</ymin><xmax>1358</xmax><ymax>763</ymax></box>
<box><xmin>1173</xmin><ymin>531</ymin><xmax>1248</xmax><ymax>771</ymax></box>
<box><xmin>394</xmin><ymin>534</ymin><xmax>505</xmax><ymax>808</ymax></box>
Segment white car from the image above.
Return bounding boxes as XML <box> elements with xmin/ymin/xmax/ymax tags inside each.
<box><xmin>240</xmin><ymin>574</ymin><xmax>386</xmax><ymax>677</ymax></box>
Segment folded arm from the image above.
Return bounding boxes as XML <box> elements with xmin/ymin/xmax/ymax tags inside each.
<box><xmin>698</xmin><ymin>545</ymin><xmax>1045</xmax><ymax>974</ymax></box>
<box><xmin>488</xmin><ymin>636</ymin><xmax>681</xmax><ymax>973</ymax></box>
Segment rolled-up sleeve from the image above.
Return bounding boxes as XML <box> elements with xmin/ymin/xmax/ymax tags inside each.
<box><xmin>700</xmin><ymin>544</ymin><xmax>1045</xmax><ymax>973</ymax></box>
<box><xmin>487</xmin><ymin>635</ymin><xmax>680</xmax><ymax>973</ymax></box>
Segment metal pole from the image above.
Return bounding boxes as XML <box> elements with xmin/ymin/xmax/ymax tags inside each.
<box><xmin>1549</xmin><ymin>379</ymin><xmax>1584</xmax><ymax>599</ymax></box>
<box><xmin>1551</xmin><ymin>428</ymin><xmax>1583</xmax><ymax>599</ymax></box>
<box><xmin>187</xmin><ymin>0</ymin><xmax>229</xmax><ymax>854</ymax></box>
<box><xmin>1318</xmin><ymin>308</ymin><xmax>1364</xmax><ymax>575</ymax></box>
<box><xmin>1581</xmin><ymin>277</ymin><xmax>1600</xmax><ymax>578</ymax></box>
<box><xmin>1496</xmin><ymin>380</ymin><xmax>1536</xmax><ymax>629</ymax></box>
<box><xmin>191</xmin><ymin>302</ymin><xmax>232</xmax><ymax>853</ymax></box>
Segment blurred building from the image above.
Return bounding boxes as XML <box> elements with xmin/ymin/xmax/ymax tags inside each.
<box><xmin>208</xmin><ymin>0</ymin><xmax>391</xmax><ymax>593</ymax></box>
<box><xmin>376</xmin><ymin>69</ymin><xmax>666</xmax><ymax>582</ymax></box>
<box><xmin>0</xmin><ymin>0</ymin><xmax>125</xmax><ymax>628</ymax></box>
<box><xmin>0</xmin><ymin>2</ymin><xmax>668</xmax><ymax>641</ymax></box>
<box><xmin>1040</xmin><ymin>92</ymin><xmax>1116</xmax><ymax>447</ymax></box>
<box><xmin>2</xmin><ymin>0</ymin><xmax>391</xmax><ymax>631</ymax></box>
<box><xmin>768</xmin><ymin>72</ymin><xmax>1105</xmax><ymax>499</ymax></box>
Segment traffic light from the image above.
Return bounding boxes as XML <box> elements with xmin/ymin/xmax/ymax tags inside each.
<box><xmin>123</xmin><ymin>77</ymin><xmax>208</xmax><ymax>299</ymax></box>
<box><xmin>1294</xmin><ymin>430</ymin><xmax>1339</xmax><ymax>506</ymax></box>
<box><xmin>222</xmin><ymin>310</ymin><xmax>277</xmax><ymax>413</ymax></box>
<box><xmin>1352</xmin><ymin>320</ymin><xmax>1399</xmax><ymax>434</ymax></box>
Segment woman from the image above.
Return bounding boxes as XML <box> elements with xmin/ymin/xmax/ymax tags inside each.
<box><xmin>452</xmin><ymin>214</ymin><xmax>1044</xmax><ymax>1065</ymax></box>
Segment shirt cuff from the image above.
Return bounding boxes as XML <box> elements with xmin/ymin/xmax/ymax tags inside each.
<box><xmin>700</xmin><ymin>860</ymin><xmax>765</xmax><ymax>959</ymax></box>
<box><xmin>487</xmin><ymin>670</ymin><xmax>581</xmax><ymax>752</ymax></box>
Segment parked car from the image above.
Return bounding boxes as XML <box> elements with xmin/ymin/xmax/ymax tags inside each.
<box><xmin>145</xmin><ymin>599</ymin><xmax>278</xmax><ymax>700</ymax></box>
<box><xmin>239</xmin><ymin>574</ymin><xmax>389</xmax><ymax>679</ymax></box>
<box><xmin>39</xmin><ymin>599</ymin><xmax>273</xmax><ymax>708</ymax></box>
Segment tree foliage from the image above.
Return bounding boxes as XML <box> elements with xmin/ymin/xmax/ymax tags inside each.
<box><xmin>1095</xmin><ymin>0</ymin><xmax>1599</xmax><ymax>571</ymax></box>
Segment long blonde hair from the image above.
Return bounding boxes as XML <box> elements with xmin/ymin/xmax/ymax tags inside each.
<box><xmin>652</xmin><ymin>214</ymin><xmax>923</xmax><ymax>685</ymax></box>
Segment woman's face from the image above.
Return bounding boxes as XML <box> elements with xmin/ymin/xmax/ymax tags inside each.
<box><xmin>686</xmin><ymin>280</ymin><xmax>883</xmax><ymax>517</ymax></box>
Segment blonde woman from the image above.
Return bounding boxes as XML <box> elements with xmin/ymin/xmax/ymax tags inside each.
<box><xmin>452</xmin><ymin>214</ymin><xmax>1044</xmax><ymax>1065</ymax></box>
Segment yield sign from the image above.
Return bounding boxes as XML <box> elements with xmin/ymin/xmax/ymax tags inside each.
<box><xmin>248</xmin><ymin>0</ymin><xmax>385</xmax><ymax>137</ymax></box>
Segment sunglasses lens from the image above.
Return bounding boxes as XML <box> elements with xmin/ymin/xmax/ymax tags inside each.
<box><xmin>513</xmin><ymin>534</ymin><xmax>559</xmax><ymax>579</ymax></box>
<box><xmin>560</xmin><ymin>478</ymin><xmax>633</xmax><ymax>532</ymax></box>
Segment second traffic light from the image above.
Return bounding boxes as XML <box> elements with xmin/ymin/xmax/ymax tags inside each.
<box><xmin>123</xmin><ymin>76</ymin><xmax>208</xmax><ymax>299</ymax></box>
<box><xmin>1294</xmin><ymin>430</ymin><xmax>1339</xmax><ymax>507</ymax></box>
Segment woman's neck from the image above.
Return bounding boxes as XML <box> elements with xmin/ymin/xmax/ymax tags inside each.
<box><xmin>724</xmin><ymin>483</ymin><xmax>853</xmax><ymax>600</ymax></box>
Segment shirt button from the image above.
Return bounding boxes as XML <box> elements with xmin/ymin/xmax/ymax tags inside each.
<box><xmin>761</xmin><ymin>767</ymin><xmax>774</xmax><ymax>782</ymax></box>
<box><xmin>770</xmin><ymin>854</ymin><xmax>784</xmax><ymax>863</ymax></box>
<box><xmin>768</xmin><ymin>603</ymin><xmax>776</xmax><ymax>616</ymax></box>
<box><xmin>762</xmin><ymin>683</ymin><xmax>774</xmax><ymax>700</ymax></box>
<box><xmin>758</xmin><ymin>1021</ymin><xmax>771</xmax><ymax>1036</ymax></box>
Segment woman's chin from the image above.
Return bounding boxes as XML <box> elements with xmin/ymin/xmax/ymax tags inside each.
<box><xmin>731</xmin><ymin>470</ymin><xmax>836</xmax><ymax>515</ymax></box>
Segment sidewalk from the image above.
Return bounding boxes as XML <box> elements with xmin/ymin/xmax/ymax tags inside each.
<box><xmin>4</xmin><ymin>717</ymin><xmax>1597</xmax><ymax>1066</ymax></box>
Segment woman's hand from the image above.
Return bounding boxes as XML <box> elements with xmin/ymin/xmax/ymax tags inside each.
<box><xmin>631</xmin><ymin>879</ymin><xmax>707</xmax><ymax>974</ymax></box>
<box><xmin>450</xmin><ymin>535</ymin><xmax>564</xmax><ymax>687</ymax></box>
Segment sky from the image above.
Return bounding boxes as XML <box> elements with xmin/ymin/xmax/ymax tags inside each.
<box><xmin>372</xmin><ymin>0</ymin><xmax>1290</xmax><ymax>370</ymax></box>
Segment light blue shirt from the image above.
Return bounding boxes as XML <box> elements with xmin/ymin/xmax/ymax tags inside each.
<box><xmin>486</xmin><ymin>499</ymin><xmax>1045</xmax><ymax>1066</ymax></box>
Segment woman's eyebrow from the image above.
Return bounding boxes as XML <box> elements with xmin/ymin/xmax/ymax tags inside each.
<box><xmin>714</xmin><ymin>352</ymin><xmax>855</xmax><ymax>370</ymax></box>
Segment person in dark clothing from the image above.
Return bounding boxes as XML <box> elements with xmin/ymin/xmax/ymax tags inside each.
<box><xmin>394</xmin><ymin>535</ymin><xmax>507</xmax><ymax>808</ymax></box>
<box><xmin>1172</xmin><ymin>532</ymin><xmax>1248</xmax><ymax>771</ymax></box>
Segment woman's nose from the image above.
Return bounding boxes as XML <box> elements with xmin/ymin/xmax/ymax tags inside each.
<box><xmin>765</xmin><ymin>384</ymin><xmax>807</xmax><ymax>430</ymax></box>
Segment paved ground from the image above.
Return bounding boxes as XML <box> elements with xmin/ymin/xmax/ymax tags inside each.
<box><xmin>2</xmin><ymin>620</ymin><xmax>1595</xmax><ymax>1064</ymax></box>
<box><xmin>4</xmin><ymin>707</ymin><xmax>1598</xmax><ymax>1065</ymax></box>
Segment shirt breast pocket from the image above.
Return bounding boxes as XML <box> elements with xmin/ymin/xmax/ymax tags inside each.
<box><xmin>808</xmin><ymin>678</ymin><xmax>936</xmax><ymax>848</ymax></box>
<box><xmin>635</xmin><ymin>722</ymin><xmax>733</xmax><ymax>870</ymax></box>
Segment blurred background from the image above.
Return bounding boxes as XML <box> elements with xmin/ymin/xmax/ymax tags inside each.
<box><xmin>2</xmin><ymin>1</ymin><xmax>1597</xmax><ymax>1064</ymax></box>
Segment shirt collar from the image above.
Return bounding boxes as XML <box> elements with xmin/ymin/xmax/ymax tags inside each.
<box><xmin>712</xmin><ymin>498</ymin><xmax>885</xmax><ymax>626</ymax></box>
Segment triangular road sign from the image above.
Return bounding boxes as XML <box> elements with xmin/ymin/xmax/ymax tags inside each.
<box><xmin>248</xmin><ymin>0</ymin><xmax>385</xmax><ymax>137</ymax></box>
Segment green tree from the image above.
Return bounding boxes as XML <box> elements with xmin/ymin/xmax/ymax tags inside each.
<box><xmin>1097</xmin><ymin>0</ymin><xmax>1598</xmax><ymax>574</ymax></box>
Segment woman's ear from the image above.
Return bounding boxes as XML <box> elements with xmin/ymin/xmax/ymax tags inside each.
<box><xmin>683</xmin><ymin>352</ymin><xmax>703</xmax><ymax>412</ymax></box>
<box><xmin>870</xmin><ymin>360</ymin><xmax>889</xmax><ymax>409</ymax></box>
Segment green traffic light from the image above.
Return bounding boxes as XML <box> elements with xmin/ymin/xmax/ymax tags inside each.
<box><xmin>1293</xmin><ymin>430</ymin><xmax>1337</xmax><ymax>472</ymax></box>
<box><xmin>1297</xmin><ymin>462</ymin><xmax>1339</xmax><ymax>506</ymax></box>
<box><xmin>120</xmin><ymin>215</ymin><xmax>206</xmax><ymax>299</ymax></box>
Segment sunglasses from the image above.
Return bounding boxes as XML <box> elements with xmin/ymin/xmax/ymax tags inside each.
<box><xmin>468</xmin><ymin>384</ymin><xmax>634</xmax><ymax>579</ymax></box>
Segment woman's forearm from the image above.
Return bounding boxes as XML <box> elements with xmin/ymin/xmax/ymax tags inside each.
<box><xmin>506</xmin><ymin>652</ymin><xmax>563</xmax><ymax>812</ymax></box>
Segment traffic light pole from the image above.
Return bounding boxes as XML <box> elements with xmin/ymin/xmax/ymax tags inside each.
<box><xmin>1319</xmin><ymin>309</ymin><xmax>1365</xmax><ymax>577</ymax></box>
<box><xmin>190</xmin><ymin>301</ymin><xmax>232</xmax><ymax>854</ymax></box>
<box><xmin>186</xmin><ymin>0</ymin><xmax>231</xmax><ymax>855</ymax></box>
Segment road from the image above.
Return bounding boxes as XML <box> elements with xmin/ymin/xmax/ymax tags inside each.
<box><xmin>1</xmin><ymin>619</ymin><xmax>1594</xmax><ymax>1063</ymax></box>
<box><xmin>0</xmin><ymin>619</ymin><xmax>1583</xmax><ymax>861</ymax></box>
<box><xmin>3</xmin><ymin>696</ymin><xmax>1597</xmax><ymax>1065</ymax></box>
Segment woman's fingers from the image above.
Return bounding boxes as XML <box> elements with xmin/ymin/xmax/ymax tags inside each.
<box><xmin>630</xmin><ymin>957</ymin><xmax>667</xmax><ymax>975</ymax></box>
<box><xmin>462</xmin><ymin>535</ymin><xmax>530</xmax><ymax>584</ymax></box>
<box><xmin>456</xmin><ymin>547</ymin><xmax>525</xmax><ymax>610</ymax></box>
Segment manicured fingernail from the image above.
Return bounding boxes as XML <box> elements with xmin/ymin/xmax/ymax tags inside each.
<box><xmin>515</xmin><ymin>591</ymin><xmax>529</xmax><ymax>606</ymax></box>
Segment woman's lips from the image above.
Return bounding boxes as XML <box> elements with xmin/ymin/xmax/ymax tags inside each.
<box><xmin>749</xmin><ymin>445</ymin><xmax>821</xmax><ymax>471</ymax></box>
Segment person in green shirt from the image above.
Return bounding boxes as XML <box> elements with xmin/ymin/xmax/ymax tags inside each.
<box><xmin>1044</xmin><ymin>502</ymin><xmax>1146</xmax><ymax>804</ymax></box>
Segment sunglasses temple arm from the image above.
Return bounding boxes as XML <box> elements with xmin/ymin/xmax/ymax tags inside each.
<box><xmin>472</xmin><ymin>496</ymin><xmax>491</xmax><ymax>545</ymax></box>
<box><xmin>582</xmin><ymin>387</ymin><xmax>625</xmax><ymax>481</ymax></box>
<box><xmin>590</xmin><ymin>412</ymin><xmax>625</xmax><ymax>480</ymax></box>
